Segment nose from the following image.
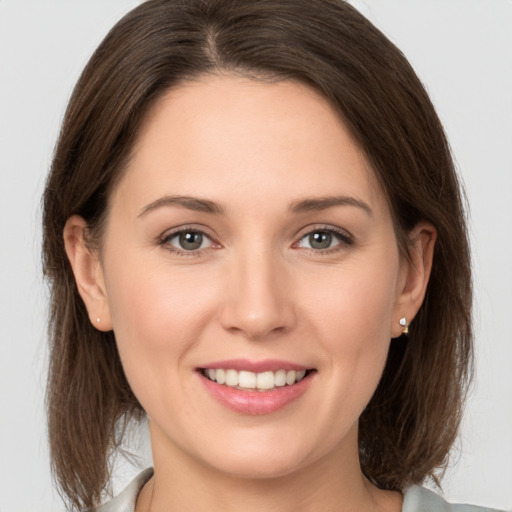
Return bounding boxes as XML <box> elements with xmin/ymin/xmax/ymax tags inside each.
<box><xmin>218</xmin><ymin>248</ymin><xmax>296</xmax><ymax>341</ymax></box>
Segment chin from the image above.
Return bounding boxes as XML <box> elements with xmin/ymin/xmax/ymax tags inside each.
<box><xmin>189</xmin><ymin>429</ymin><xmax>326</xmax><ymax>481</ymax></box>
<box><xmin>207</xmin><ymin>451</ymin><xmax>310</xmax><ymax>480</ymax></box>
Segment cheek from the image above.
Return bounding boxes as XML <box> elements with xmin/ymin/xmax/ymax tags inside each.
<box><xmin>308</xmin><ymin>256</ymin><xmax>398</xmax><ymax>346</ymax></box>
<box><xmin>305</xmin><ymin>251</ymin><xmax>399</xmax><ymax>402</ymax></box>
<box><xmin>102</xmin><ymin>257</ymin><xmax>224</xmax><ymax>425</ymax></box>
<box><xmin>103</xmin><ymin>255</ymin><xmax>218</xmax><ymax>376</ymax></box>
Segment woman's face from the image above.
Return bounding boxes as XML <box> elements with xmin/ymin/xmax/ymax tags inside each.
<box><xmin>94</xmin><ymin>76</ymin><xmax>411</xmax><ymax>478</ymax></box>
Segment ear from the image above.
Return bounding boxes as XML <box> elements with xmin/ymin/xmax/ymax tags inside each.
<box><xmin>63</xmin><ymin>215</ymin><xmax>113</xmax><ymax>331</ymax></box>
<box><xmin>391</xmin><ymin>221</ymin><xmax>437</xmax><ymax>338</ymax></box>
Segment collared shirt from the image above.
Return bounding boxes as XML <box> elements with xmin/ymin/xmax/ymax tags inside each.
<box><xmin>93</xmin><ymin>468</ymin><xmax>505</xmax><ymax>512</ymax></box>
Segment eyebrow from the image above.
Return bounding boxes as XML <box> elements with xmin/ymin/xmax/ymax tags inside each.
<box><xmin>138</xmin><ymin>194</ymin><xmax>373</xmax><ymax>218</ymax></box>
<box><xmin>289</xmin><ymin>196</ymin><xmax>373</xmax><ymax>216</ymax></box>
<box><xmin>138</xmin><ymin>195</ymin><xmax>225</xmax><ymax>217</ymax></box>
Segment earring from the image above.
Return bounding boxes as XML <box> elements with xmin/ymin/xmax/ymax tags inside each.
<box><xmin>96</xmin><ymin>317</ymin><xmax>101</xmax><ymax>324</ymax></box>
<box><xmin>399</xmin><ymin>317</ymin><xmax>409</xmax><ymax>335</ymax></box>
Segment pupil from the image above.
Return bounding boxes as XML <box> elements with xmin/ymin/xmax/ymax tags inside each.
<box><xmin>310</xmin><ymin>231</ymin><xmax>332</xmax><ymax>249</ymax></box>
<box><xmin>179</xmin><ymin>231</ymin><xmax>203</xmax><ymax>250</ymax></box>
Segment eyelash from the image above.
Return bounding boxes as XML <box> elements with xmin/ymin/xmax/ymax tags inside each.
<box><xmin>159</xmin><ymin>225</ymin><xmax>354</xmax><ymax>257</ymax></box>
<box><xmin>295</xmin><ymin>225</ymin><xmax>354</xmax><ymax>255</ymax></box>
<box><xmin>159</xmin><ymin>225</ymin><xmax>216</xmax><ymax>257</ymax></box>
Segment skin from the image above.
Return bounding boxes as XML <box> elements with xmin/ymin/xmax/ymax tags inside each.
<box><xmin>64</xmin><ymin>75</ymin><xmax>435</xmax><ymax>512</ymax></box>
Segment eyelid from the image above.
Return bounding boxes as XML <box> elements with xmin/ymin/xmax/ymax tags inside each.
<box><xmin>158</xmin><ymin>225</ymin><xmax>220</xmax><ymax>256</ymax></box>
<box><xmin>157</xmin><ymin>223</ymin><xmax>353</xmax><ymax>256</ymax></box>
<box><xmin>294</xmin><ymin>224</ymin><xmax>354</xmax><ymax>251</ymax></box>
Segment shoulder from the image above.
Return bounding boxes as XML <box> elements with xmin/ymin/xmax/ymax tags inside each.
<box><xmin>90</xmin><ymin>474</ymin><xmax>507</xmax><ymax>512</ymax></box>
<box><xmin>91</xmin><ymin>468</ymin><xmax>154</xmax><ymax>512</ymax></box>
<box><xmin>402</xmin><ymin>485</ymin><xmax>507</xmax><ymax>512</ymax></box>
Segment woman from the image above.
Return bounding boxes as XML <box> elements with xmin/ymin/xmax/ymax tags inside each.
<box><xmin>42</xmin><ymin>0</ymin><xmax>503</xmax><ymax>511</ymax></box>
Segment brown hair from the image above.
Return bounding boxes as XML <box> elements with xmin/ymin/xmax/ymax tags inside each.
<box><xmin>42</xmin><ymin>0</ymin><xmax>472</xmax><ymax>509</ymax></box>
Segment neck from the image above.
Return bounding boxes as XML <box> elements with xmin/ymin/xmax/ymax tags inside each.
<box><xmin>136</xmin><ymin>423</ymin><xmax>402</xmax><ymax>512</ymax></box>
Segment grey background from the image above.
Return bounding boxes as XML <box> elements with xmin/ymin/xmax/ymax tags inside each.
<box><xmin>1</xmin><ymin>1</ymin><xmax>511</xmax><ymax>510</ymax></box>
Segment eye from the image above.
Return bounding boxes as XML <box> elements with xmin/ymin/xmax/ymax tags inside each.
<box><xmin>302</xmin><ymin>231</ymin><xmax>336</xmax><ymax>250</ymax></box>
<box><xmin>297</xmin><ymin>227</ymin><xmax>353</xmax><ymax>252</ymax></box>
<box><xmin>162</xmin><ymin>229</ymin><xmax>213</xmax><ymax>253</ymax></box>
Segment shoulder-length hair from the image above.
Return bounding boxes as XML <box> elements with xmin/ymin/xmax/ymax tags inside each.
<box><xmin>42</xmin><ymin>0</ymin><xmax>472</xmax><ymax>509</ymax></box>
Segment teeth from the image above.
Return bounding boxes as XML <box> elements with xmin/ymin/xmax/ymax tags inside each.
<box><xmin>204</xmin><ymin>368</ymin><xmax>309</xmax><ymax>390</ymax></box>
<box><xmin>285</xmin><ymin>370</ymin><xmax>296</xmax><ymax>385</ymax></box>
<box><xmin>225</xmin><ymin>369</ymin><xmax>238</xmax><ymax>387</ymax></box>
<box><xmin>216</xmin><ymin>368</ymin><xmax>226</xmax><ymax>385</ymax></box>
<box><xmin>274</xmin><ymin>369</ymin><xmax>287</xmax><ymax>387</ymax></box>
<box><xmin>238</xmin><ymin>371</ymin><xmax>256</xmax><ymax>389</ymax></box>
<box><xmin>256</xmin><ymin>371</ymin><xmax>274</xmax><ymax>390</ymax></box>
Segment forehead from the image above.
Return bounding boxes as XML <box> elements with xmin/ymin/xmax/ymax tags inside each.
<box><xmin>113</xmin><ymin>74</ymin><xmax>386</xmax><ymax>217</ymax></box>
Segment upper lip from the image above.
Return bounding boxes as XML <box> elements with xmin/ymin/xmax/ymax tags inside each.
<box><xmin>198</xmin><ymin>359</ymin><xmax>311</xmax><ymax>373</ymax></box>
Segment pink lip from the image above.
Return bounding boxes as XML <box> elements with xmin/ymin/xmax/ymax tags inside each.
<box><xmin>199</xmin><ymin>358</ymin><xmax>309</xmax><ymax>373</ymax></box>
<box><xmin>198</xmin><ymin>369</ymin><xmax>315</xmax><ymax>416</ymax></box>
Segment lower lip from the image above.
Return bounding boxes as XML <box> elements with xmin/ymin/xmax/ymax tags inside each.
<box><xmin>199</xmin><ymin>372</ymin><xmax>314</xmax><ymax>415</ymax></box>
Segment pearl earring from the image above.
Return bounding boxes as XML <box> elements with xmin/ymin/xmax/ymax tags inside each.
<box><xmin>96</xmin><ymin>317</ymin><xmax>101</xmax><ymax>324</ymax></box>
<box><xmin>399</xmin><ymin>317</ymin><xmax>409</xmax><ymax>335</ymax></box>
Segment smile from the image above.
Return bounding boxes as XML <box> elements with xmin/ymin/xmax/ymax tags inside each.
<box><xmin>197</xmin><ymin>359</ymin><xmax>316</xmax><ymax>414</ymax></box>
<box><xmin>201</xmin><ymin>368</ymin><xmax>309</xmax><ymax>391</ymax></box>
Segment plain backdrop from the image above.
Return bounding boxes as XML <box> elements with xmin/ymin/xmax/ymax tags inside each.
<box><xmin>0</xmin><ymin>1</ymin><xmax>511</xmax><ymax>511</ymax></box>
